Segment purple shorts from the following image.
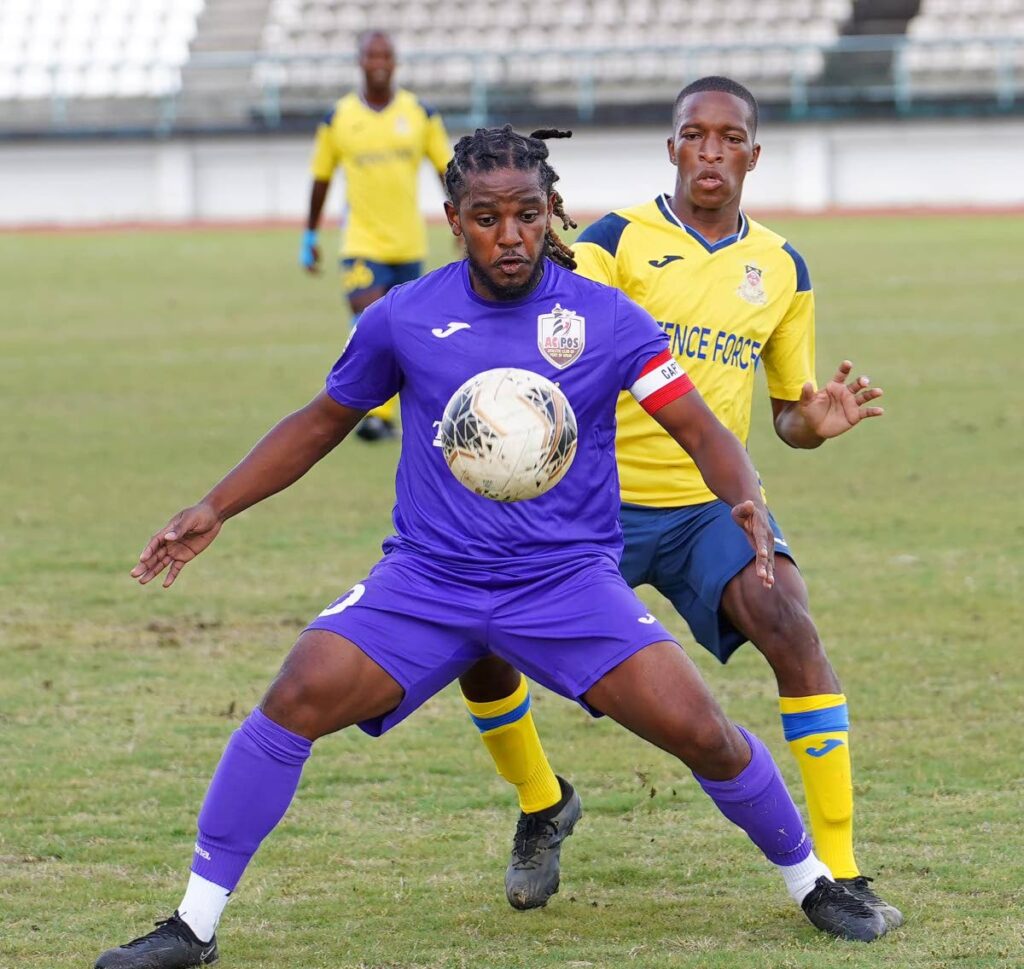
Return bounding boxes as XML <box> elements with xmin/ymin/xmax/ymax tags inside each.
<box><xmin>305</xmin><ymin>549</ymin><xmax>675</xmax><ymax>736</ymax></box>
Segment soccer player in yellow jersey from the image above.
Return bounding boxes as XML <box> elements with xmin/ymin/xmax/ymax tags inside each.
<box><xmin>457</xmin><ymin>76</ymin><xmax>902</xmax><ymax>930</ymax></box>
<box><xmin>300</xmin><ymin>30</ymin><xmax>452</xmax><ymax>440</ymax></box>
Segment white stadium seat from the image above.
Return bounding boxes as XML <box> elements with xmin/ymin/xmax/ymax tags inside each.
<box><xmin>252</xmin><ymin>0</ymin><xmax>864</xmax><ymax>101</ymax></box>
<box><xmin>1</xmin><ymin>0</ymin><xmax>1021</xmax><ymax>112</ymax></box>
<box><xmin>906</xmin><ymin>0</ymin><xmax>1024</xmax><ymax>94</ymax></box>
<box><xmin>0</xmin><ymin>0</ymin><xmax>205</xmax><ymax>101</ymax></box>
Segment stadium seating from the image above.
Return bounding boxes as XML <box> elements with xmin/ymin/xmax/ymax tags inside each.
<box><xmin>257</xmin><ymin>0</ymin><xmax>855</xmax><ymax>108</ymax></box>
<box><xmin>1</xmin><ymin>0</ymin><xmax>1022</xmax><ymax>122</ymax></box>
<box><xmin>906</xmin><ymin>0</ymin><xmax>1024</xmax><ymax>94</ymax></box>
<box><xmin>0</xmin><ymin>0</ymin><xmax>204</xmax><ymax>101</ymax></box>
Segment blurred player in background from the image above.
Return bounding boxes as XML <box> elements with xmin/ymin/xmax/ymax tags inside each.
<box><xmin>95</xmin><ymin>126</ymin><xmax>885</xmax><ymax>969</ymax></box>
<box><xmin>459</xmin><ymin>77</ymin><xmax>901</xmax><ymax>930</ymax></box>
<box><xmin>300</xmin><ymin>29</ymin><xmax>452</xmax><ymax>440</ymax></box>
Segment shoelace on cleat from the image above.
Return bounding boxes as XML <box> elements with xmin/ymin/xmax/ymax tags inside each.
<box><xmin>122</xmin><ymin>916</ymin><xmax>196</xmax><ymax>949</ymax></box>
<box><xmin>511</xmin><ymin>814</ymin><xmax>558</xmax><ymax>870</ymax></box>
<box><xmin>844</xmin><ymin>875</ymin><xmax>886</xmax><ymax>906</ymax></box>
<box><xmin>811</xmin><ymin>881</ymin><xmax>879</xmax><ymax>920</ymax></box>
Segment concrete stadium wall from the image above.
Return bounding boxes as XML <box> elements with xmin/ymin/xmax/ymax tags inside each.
<box><xmin>2</xmin><ymin>117</ymin><xmax>1023</xmax><ymax>227</ymax></box>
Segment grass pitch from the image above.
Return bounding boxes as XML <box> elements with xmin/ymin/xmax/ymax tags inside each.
<box><xmin>1</xmin><ymin>214</ymin><xmax>1022</xmax><ymax>968</ymax></box>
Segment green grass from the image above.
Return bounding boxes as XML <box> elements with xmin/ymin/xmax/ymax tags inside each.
<box><xmin>1</xmin><ymin>215</ymin><xmax>1022</xmax><ymax>968</ymax></box>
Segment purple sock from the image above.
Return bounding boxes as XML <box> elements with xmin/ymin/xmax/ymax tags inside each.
<box><xmin>694</xmin><ymin>725</ymin><xmax>811</xmax><ymax>867</ymax></box>
<box><xmin>191</xmin><ymin>708</ymin><xmax>313</xmax><ymax>890</ymax></box>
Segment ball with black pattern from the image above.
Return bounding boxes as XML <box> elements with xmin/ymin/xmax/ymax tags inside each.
<box><xmin>440</xmin><ymin>368</ymin><xmax>578</xmax><ymax>502</ymax></box>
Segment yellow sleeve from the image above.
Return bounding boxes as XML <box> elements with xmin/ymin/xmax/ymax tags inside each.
<box><xmin>762</xmin><ymin>289</ymin><xmax>816</xmax><ymax>400</ymax></box>
<box><xmin>310</xmin><ymin>113</ymin><xmax>339</xmax><ymax>181</ymax></box>
<box><xmin>573</xmin><ymin>240</ymin><xmax>617</xmax><ymax>287</ymax></box>
<box><xmin>424</xmin><ymin>109</ymin><xmax>453</xmax><ymax>175</ymax></box>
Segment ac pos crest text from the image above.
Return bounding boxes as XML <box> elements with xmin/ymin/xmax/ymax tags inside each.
<box><xmin>537</xmin><ymin>303</ymin><xmax>585</xmax><ymax>369</ymax></box>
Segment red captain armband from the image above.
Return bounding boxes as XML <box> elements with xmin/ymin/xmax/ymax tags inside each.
<box><xmin>629</xmin><ymin>349</ymin><xmax>695</xmax><ymax>414</ymax></box>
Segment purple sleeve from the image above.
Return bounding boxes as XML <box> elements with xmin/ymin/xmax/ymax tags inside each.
<box><xmin>613</xmin><ymin>290</ymin><xmax>671</xmax><ymax>389</ymax></box>
<box><xmin>324</xmin><ymin>295</ymin><xmax>403</xmax><ymax>410</ymax></box>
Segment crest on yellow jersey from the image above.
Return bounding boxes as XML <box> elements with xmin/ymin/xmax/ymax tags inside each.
<box><xmin>737</xmin><ymin>263</ymin><xmax>767</xmax><ymax>305</ymax></box>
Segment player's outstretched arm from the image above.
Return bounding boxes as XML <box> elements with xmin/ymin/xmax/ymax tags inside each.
<box><xmin>772</xmin><ymin>359</ymin><xmax>884</xmax><ymax>448</ymax></box>
<box><xmin>653</xmin><ymin>391</ymin><xmax>775</xmax><ymax>589</ymax></box>
<box><xmin>130</xmin><ymin>392</ymin><xmax>363</xmax><ymax>588</ymax></box>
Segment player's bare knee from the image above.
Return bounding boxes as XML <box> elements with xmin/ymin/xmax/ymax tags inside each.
<box><xmin>750</xmin><ymin>595</ymin><xmax>839</xmax><ymax>694</ymax></box>
<box><xmin>260</xmin><ymin>670</ymin><xmax>332</xmax><ymax>738</ymax></box>
<box><xmin>676</xmin><ymin>714</ymin><xmax>746</xmax><ymax>777</ymax></box>
<box><xmin>747</xmin><ymin>588</ymin><xmax>820</xmax><ymax>657</ymax></box>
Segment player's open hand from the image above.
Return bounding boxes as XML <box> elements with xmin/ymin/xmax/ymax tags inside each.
<box><xmin>299</xmin><ymin>229</ymin><xmax>321</xmax><ymax>274</ymax></box>
<box><xmin>798</xmin><ymin>360</ymin><xmax>884</xmax><ymax>440</ymax></box>
<box><xmin>130</xmin><ymin>503</ymin><xmax>223</xmax><ymax>588</ymax></box>
<box><xmin>731</xmin><ymin>500</ymin><xmax>775</xmax><ymax>589</ymax></box>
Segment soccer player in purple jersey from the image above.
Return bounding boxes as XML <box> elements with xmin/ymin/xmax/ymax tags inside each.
<box><xmin>95</xmin><ymin>127</ymin><xmax>884</xmax><ymax>968</ymax></box>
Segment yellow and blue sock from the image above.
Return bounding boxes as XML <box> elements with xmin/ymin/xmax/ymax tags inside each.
<box><xmin>780</xmin><ymin>693</ymin><xmax>859</xmax><ymax>878</ymax></box>
<box><xmin>462</xmin><ymin>678</ymin><xmax>562</xmax><ymax>815</ymax></box>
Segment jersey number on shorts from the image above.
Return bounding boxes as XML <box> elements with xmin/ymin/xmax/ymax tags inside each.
<box><xmin>318</xmin><ymin>583</ymin><xmax>366</xmax><ymax>617</ymax></box>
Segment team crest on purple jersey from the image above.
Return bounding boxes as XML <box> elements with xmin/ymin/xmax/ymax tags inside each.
<box><xmin>537</xmin><ymin>303</ymin><xmax>585</xmax><ymax>369</ymax></box>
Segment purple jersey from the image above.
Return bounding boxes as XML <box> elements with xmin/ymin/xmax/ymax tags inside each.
<box><xmin>325</xmin><ymin>259</ymin><xmax>670</xmax><ymax>565</ymax></box>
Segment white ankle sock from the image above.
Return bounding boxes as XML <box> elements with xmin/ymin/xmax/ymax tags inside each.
<box><xmin>778</xmin><ymin>852</ymin><xmax>833</xmax><ymax>905</ymax></box>
<box><xmin>178</xmin><ymin>872</ymin><xmax>231</xmax><ymax>943</ymax></box>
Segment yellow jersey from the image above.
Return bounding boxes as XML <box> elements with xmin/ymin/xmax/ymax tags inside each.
<box><xmin>310</xmin><ymin>89</ymin><xmax>452</xmax><ymax>263</ymax></box>
<box><xmin>574</xmin><ymin>195</ymin><xmax>816</xmax><ymax>508</ymax></box>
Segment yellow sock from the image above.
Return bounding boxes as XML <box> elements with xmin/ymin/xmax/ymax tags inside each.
<box><xmin>462</xmin><ymin>678</ymin><xmax>561</xmax><ymax>814</ymax></box>
<box><xmin>780</xmin><ymin>693</ymin><xmax>859</xmax><ymax>879</ymax></box>
<box><xmin>367</xmin><ymin>395</ymin><xmax>397</xmax><ymax>423</ymax></box>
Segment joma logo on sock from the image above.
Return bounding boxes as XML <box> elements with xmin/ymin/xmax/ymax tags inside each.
<box><xmin>804</xmin><ymin>739</ymin><xmax>844</xmax><ymax>758</ymax></box>
<box><xmin>194</xmin><ymin>844</ymin><xmax>212</xmax><ymax>861</ymax></box>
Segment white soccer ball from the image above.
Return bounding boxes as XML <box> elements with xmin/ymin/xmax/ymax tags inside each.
<box><xmin>440</xmin><ymin>367</ymin><xmax>578</xmax><ymax>502</ymax></box>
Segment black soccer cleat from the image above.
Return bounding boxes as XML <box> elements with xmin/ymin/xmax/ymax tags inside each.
<box><xmin>355</xmin><ymin>416</ymin><xmax>397</xmax><ymax>442</ymax></box>
<box><xmin>836</xmin><ymin>875</ymin><xmax>904</xmax><ymax>929</ymax></box>
<box><xmin>801</xmin><ymin>876</ymin><xmax>887</xmax><ymax>942</ymax></box>
<box><xmin>95</xmin><ymin>912</ymin><xmax>219</xmax><ymax>968</ymax></box>
<box><xmin>505</xmin><ymin>776</ymin><xmax>582</xmax><ymax>910</ymax></box>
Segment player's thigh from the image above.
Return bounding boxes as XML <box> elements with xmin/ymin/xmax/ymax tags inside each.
<box><xmin>341</xmin><ymin>257</ymin><xmax>387</xmax><ymax>313</ymax></box>
<box><xmin>349</xmin><ymin>285</ymin><xmax>388</xmax><ymax>315</ymax></box>
<box><xmin>652</xmin><ymin>500</ymin><xmax>791</xmax><ymax>662</ymax></box>
<box><xmin>303</xmin><ymin>553</ymin><xmax>490</xmax><ymax>737</ymax></box>
<box><xmin>262</xmin><ymin>628</ymin><xmax>404</xmax><ymax>740</ymax></box>
<box><xmin>720</xmin><ymin>555</ymin><xmax>816</xmax><ymax>650</ymax></box>
<box><xmin>343</xmin><ymin>259</ymin><xmax>421</xmax><ymax>314</ymax></box>
<box><xmin>458</xmin><ymin>654</ymin><xmax>523</xmax><ymax>703</ymax></box>
<box><xmin>650</xmin><ymin>500</ymin><xmax>762</xmax><ymax>610</ymax></box>
<box><xmin>720</xmin><ymin>557</ymin><xmax>839</xmax><ymax>695</ymax></box>
<box><xmin>386</xmin><ymin>261</ymin><xmax>423</xmax><ymax>287</ymax></box>
<box><xmin>488</xmin><ymin>555</ymin><xmax>673</xmax><ymax>708</ymax></box>
<box><xmin>618</xmin><ymin>502</ymin><xmax>672</xmax><ymax>587</ymax></box>
<box><xmin>582</xmin><ymin>640</ymin><xmax>747</xmax><ymax>778</ymax></box>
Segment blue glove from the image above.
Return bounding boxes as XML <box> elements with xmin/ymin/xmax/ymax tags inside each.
<box><xmin>299</xmin><ymin>229</ymin><xmax>318</xmax><ymax>269</ymax></box>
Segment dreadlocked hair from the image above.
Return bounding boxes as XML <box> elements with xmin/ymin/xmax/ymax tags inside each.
<box><xmin>444</xmin><ymin>125</ymin><xmax>578</xmax><ymax>270</ymax></box>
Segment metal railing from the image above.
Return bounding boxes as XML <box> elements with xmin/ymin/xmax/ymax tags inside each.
<box><xmin>1</xmin><ymin>34</ymin><xmax>1022</xmax><ymax>136</ymax></box>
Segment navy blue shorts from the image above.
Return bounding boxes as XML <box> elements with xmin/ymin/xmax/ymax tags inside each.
<box><xmin>340</xmin><ymin>258</ymin><xmax>422</xmax><ymax>299</ymax></box>
<box><xmin>619</xmin><ymin>500</ymin><xmax>795</xmax><ymax>664</ymax></box>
